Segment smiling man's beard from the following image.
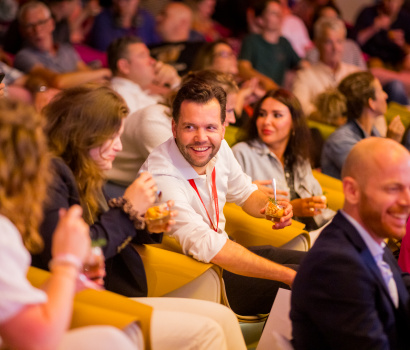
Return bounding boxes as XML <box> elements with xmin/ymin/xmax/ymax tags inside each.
<box><xmin>358</xmin><ymin>192</ymin><xmax>408</xmax><ymax>241</ymax></box>
<box><xmin>175</xmin><ymin>139</ymin><xmax>218</xmax><ymax>169</ymax></box>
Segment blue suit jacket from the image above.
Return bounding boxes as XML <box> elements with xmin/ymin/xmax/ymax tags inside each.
<box><xmin>291</xmin><ymin>212</ymin><xmax>410</xmax><ymax>350</ymax></box>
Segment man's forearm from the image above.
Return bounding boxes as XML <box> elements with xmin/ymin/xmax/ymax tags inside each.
<box><xmin>241</xmin><ymin>189</ymin><xmax>268</xmax><ymax>218</ymax></box>
<box><xmin>211</xmin><ymin>239</ymin><xmax>296</xmax><ymax>286</ymax></box>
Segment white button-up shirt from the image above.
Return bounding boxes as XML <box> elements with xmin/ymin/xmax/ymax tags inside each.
<box><xmin>140</xmin><ymin>137</ymin><xmax>258</xmax><ymax>263</ymax></box>
<box><xmin>110</xmin><ymin>77</ymin><xmax>160</xmax><ymax>115</ymax></box>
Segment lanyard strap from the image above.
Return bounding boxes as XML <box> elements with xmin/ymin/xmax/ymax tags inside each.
<box><xmin>188</xmin><ymin>168</ymin><xmax>219</xmax><ymax>232</ymax></box>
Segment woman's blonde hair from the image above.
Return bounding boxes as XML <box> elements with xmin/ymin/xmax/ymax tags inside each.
<box><xmin>0</xmin><ymin>99</ymin><xmax>50</xmax><ymax>253</ymax></box>
<box><xmin>43</xmin><ymin>84</ymin><xmax>128</xmax><ymax>223</ymax></box>
<box><xmin>311</xmin><ymin>88</ymin><xmax>347</xmax><ymax>126</ymax></box>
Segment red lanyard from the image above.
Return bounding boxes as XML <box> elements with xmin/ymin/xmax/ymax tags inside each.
<box><xmin>188</xmin><ymin>168</ymin><xmax>219</xmax><ymax>232</ymax></box>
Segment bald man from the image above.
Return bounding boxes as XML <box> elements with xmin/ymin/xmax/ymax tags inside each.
<box><xmin>291</xmin><ymin>138</ymin><xmax>410</xmax><ymax>350</ymax></box>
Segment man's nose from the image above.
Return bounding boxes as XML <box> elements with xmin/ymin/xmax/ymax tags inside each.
<box><xmin>399</xmin><ymin>187</ymin><xmax>410</xmax><ymax>206</ymax></box>
<box><xmin>194</xmin><ymin>128</ymin><xmax>207</xmax><ymax>142</ymax></box>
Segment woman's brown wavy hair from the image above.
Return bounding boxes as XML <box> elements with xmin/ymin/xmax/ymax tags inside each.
<box><xmin>43</xmin><ymin>84</ymin><xmax>128</xmax><ymax>223</ymax></box>
<box><xmin>0</xmin><ymin>99</ymin><xmax>50</xmax><ymax>253</ymax></box>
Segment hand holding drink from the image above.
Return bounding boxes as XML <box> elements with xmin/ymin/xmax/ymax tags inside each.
<box><xmin>144</xmin><ymin>192</ymin><xmax>177</xmax><ymax>233</ymax></box>
<box><xmin>265</xmin><ymin>198</ymin><xmax>284</xmax><ymax>222</ymax></box>
<box><xmin>81</xmin><ymin>244</ymin><xmax>106</xmax><ymax>288</ymax></box>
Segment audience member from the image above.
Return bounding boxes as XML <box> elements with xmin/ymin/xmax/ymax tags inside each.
<box><xmin>354</xmin><ymin>0</ymin><xmax>410</xmax><ymax>71</ymax></box>
<box><xmin>68</xmin><ymin>0</ymin><xmax>102</xmax><ymax>44</ymax></box>
<box><xmin>321</xmin><ymin>71</ymin><xmax>405</xmax><ymax>179</ymax></box>
<box><xmin>0</xmin><ymin>98</ymin><xmax>137</xmax><ymax>350</ymax></box>
<box><xmin>107</xmin><ymin>35</ymin><xmax>180</xmax><ymax>115</ymax></box>
<box><xmin>292</xmin><ymin>16</ymin><xmax>360</xmax><ymax>116</ymax></box>
<box><xmin>185</xmin><ymin>0</ymin><xmax>231</xmax><ymax>42</ymax></box>
<box><xmin>306</xmin><ymin>4</ymin><xmax>367</xmax><ymax>70</ymax></box>
<box><xmin>239</xmin><ymin>0</ymin><xmax>303</xmax><ymax>90</ymax></box>
<box><xmin>33</xmin><ymin>84</ymin><xmax>245</xmax><ymax>350</ymax></box>
<box><xmin>232</xmin><ymin>89</ymin><xmax>334</xmax><ymax>232</ymax></box>
<box><xmin>246</xmin><ymin>0</ymin><xmax>311</xmax><ymax>57</ymax></box>
<box><xmin>105</xmin><ymin>69</ymin><xmax>240</xmax><ymax>197</ymax></box>
<box><xmin>303</xmin><ymin>12</ymin><xmax>410</xmax><ymax>111</ymax></box>
<box><xmin>140</xmin><ymin>77</ymin><xmax>306</xmax><ymax>316</ymax></box>
<box><xmin>279</xmin><ymin>0</ymin><xmax>312</xmax><ymax>58</ymax></box>
<box><xmin>291</xmin><ymin>0</ymin><xmax>337</xmax><ymax>34</ymax></box>
<box><xmin>32</xmin><ymin>84</ymin><xmax>164</xmax><ymax>296</ymax></box>
<box><xmin>291</xmin><ymin>137</ymin><xmax>410</xmax><ymax>349</ymax></box>
<box><xmin>87</xmin><ymin>0</ymin><xmax>157</xmax><ymax>51</ymax></box>
<box><xmin>192</xmin><ymin>40</ymin><xmax>264</xmax><ymax>123</ymax></box>
<box><xmin>148</xmin><ymin>2</ymin><xmax>205</xmax><ymax>76</ymax></box>
<box><xmin>3</xmin><ymin>0</ymin><xmax>75</xmax><ymax>54</ymax></box>
<box><xmin>13</xmin><ymin>1</ymin><xmax>111</xmax><ymax>89</ymax></box>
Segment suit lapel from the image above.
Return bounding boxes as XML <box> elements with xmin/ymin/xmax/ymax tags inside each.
<box><xmin>384</xmin><ymin>250</ymin><xmax>410</xmax><ymax>308</ymax></box>
<box><xmin>331</xmin><ymin>213</ymin><xmax>397</xmax><ymax>306</ymax></box>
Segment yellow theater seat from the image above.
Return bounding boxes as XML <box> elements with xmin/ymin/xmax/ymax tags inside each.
<box><xmin>307</xmin><ymin>120</ymin><xmax>337</xmax><ymax>141</ymax></box>
<box><xmin>225</xmin><ymin>125</ymin><xmax>241</xmax><ymax>147</ymax></box>
<box><xmin>27</xmin><ymin>266</ymin><xmax>153</xmax><ymax>349</ymax></box>
<box><xmin>134</xmin><ymin>243</ymin><xmax>222</xmax><ymax>301</ymax></box>
<box><xmin>312</xmin><ymin>170</ymin><xmax>343</xmax><ymax>192</ymax></box>
<box><xmin>223</xmin><ymin>202</ymin><xmax>309</xmax><ymax>249</ymax></box>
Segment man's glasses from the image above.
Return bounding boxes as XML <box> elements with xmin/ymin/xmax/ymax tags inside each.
<box><xmin>23</xmin><ymin>17</ymin><xmax>51</xmax><ymax>31</ymax></box>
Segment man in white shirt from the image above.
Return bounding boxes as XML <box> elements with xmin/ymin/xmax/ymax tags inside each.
<box><xmin>292</xmin><ymin>16</ymin><xmax>359</xmax><ymax>116</ymax></box>
<box><xmin>140</xmin><ymin>78</ymin><xmax>305</xmax><ymax>316</ymax></box>
<box><xmin>291</xmin><ymin>137</ymin><xmax>410</xmax><ymax>349</ymax></box>
<box><xmin>107</xmin><ymin>35</ymin><xmax>180</xmax><ymax>114</ymax></box>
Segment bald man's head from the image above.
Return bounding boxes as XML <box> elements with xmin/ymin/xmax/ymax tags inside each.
<box><xmin>156</xmin><ymin>2</ymin><xmax>193</xmax><ymax>42</ymax></box>
<box><xmin>342</xmin><ymin>137</ymin><xmax>410</xmax><ymax>242</ymax></box>
<box><xmin>342</xmin><ymin>138</ymin><xmax>405</xmax><ymax>182</ymax></box>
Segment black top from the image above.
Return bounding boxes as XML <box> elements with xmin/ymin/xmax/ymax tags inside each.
<box><xmin>32</xmin><ymin>157</ymin><xmax>162</xmax><ymax>297</ymax></box>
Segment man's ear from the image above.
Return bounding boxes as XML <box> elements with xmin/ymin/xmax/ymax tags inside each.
<box><xmin>117</xmin><ymin>58</ymin><xmax>130</xmax><ymax>75</ymax></box>
<box><xmin>343</xmin><ymin>176</ymin><xmax>360</xmax><ymax>205</ymax></box>
<box><xmin>172</xmin><ymin>119</ymin><xmax>177</xmax><ymax>138</ymax></box>
<box><xmin>255</xmin><ymin>15</ymin><xmax>264</xmax><ymax>28</ymax></box>
<box><xmin>368</xmin><ymin>97</ymin><xmax>375</xmax><ymax>111</ymax></box>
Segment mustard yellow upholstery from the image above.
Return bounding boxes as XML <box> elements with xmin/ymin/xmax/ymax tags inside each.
<box><xmin>385</xmin><ymin>102</ymin><xmax>410</xmax><ymax>128</ymax></box>
<box><xmin>223</xmin><ymin>202</ymin><xmax>309</xmax><ymax>249</ymax></box>
<box><xmin>312</xmin><ymin>170</ymin><xmax>343</xmax><ymax>192</ymax></box>
<box><xmin>134</xmin><ymin>243</ymin><xmax>221</xmax><ymax>298</ymax></box>
<box><xmin>224</xmin><ymin>125</ymin><xmax>241</xmax><ymax>147</ymax></box>
<box><xmin>27</xmin><ymin>266</ymin><xmax>153</xmax><ymax>350</ymax></box>
<box><xmin>312</xmin><ymin>170</ymin><xmax>344</xmax><ymax>211</ymax></box>
<box><xmin>307</xmin><ymin>120</ymin><xmax>337</xmax><ymax>141</ymax></box>
<box><xmin>321</xmin><ymin>186</ymin><xmax>344</xmax><ymax>212</ymax></box>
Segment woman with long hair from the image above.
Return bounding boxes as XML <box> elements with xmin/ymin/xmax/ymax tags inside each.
<box><xmin>0</xmin><ymin>98</ymin><xmax>136</xmax><ymax>350</ymax></box>
<box><xmin>232</xmin><ymin>89</ymin><xmax>334</xmax><ymax>231</ymax></box>
<box><xmin>32</xmin><ymin>84</ymin><xmax>164</xmax><ymax>295</ymax></box>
